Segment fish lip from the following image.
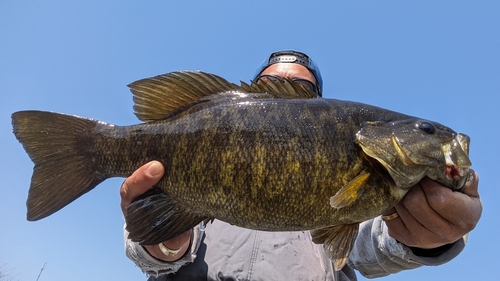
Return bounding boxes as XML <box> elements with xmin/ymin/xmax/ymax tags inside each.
<box><xmin>441</xmin><ymin>135</ymin><xmax>472</xmax><ymax>190</ymax></box>
<box><xmin>457</xmin><ymin>133</ymin><xmax>470</xmax><ymax>155</ymax></box>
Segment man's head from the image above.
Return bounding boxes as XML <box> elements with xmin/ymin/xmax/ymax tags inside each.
<box><xmin>253</xmin><ymin>50</ymin><xmax>323</xmax><ymax>96</ymax></box>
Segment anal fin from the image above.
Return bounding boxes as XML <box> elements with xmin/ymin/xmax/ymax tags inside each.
<box><xmin>310</xmin><ymin>224</ymin><xmax>359</xmax><ymax>271</ymax></box>
<box><xmin>125</xmin><ymin>187</ymin><xmax>209</xmax><ymax>245</ymax></box>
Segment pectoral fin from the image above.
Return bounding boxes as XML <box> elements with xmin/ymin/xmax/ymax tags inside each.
<box><xmin>125</xmin><ymin>187</ymin><xmax>209</xmax><ymax>245</ymax></box>
<box><xmin>310</xmin><ymin>224</ymin><xmax>359</xmax><ymax>271</ymax></box>
<box><xmin>330</xmin><ymin>171</ymin><xmax>371</xmax><ymax>209</ymax></box>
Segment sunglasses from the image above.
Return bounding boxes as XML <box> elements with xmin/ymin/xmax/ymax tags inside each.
<box><xmin>255</xmin><ymin>74</ymin><xmax>319</xmax><ymax>95</ymax></box>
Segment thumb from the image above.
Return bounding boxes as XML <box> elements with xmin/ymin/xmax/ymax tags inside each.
<box><xmin>120</xmin><ymin>161</ymin><xmax>164</xmax><ymax>215</ymax></box>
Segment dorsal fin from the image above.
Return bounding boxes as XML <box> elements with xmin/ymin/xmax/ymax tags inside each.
<box><xmin>129</xmin><ymin>71</ymin><xmax>319</xmax><ymax>122</ymax></box>
<box><xmin>128</xmin><ymin>71</ymin><xmax>242</xmax><ymax>122</ymax></box>
<box><xmin>240</xmin><ymin>78</ymin><xmax>318</xmax><ymax>99</ymax></box>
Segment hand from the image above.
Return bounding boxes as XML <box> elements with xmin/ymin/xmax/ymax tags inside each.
<box><xmin>120</xmin><ymin>161</ymin><xmax>192</xmax><ymax>261</ymax></box>
<box><xmin>383</xmin><ymin>169</ymin><xmax>482</xmax><ymax>249</ymax></box>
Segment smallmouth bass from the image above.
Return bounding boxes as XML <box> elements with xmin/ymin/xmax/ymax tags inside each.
<box><xmin>12</xmin><ymin>71</ymin><xmax>471</xmax><ymax>270</ymax></box>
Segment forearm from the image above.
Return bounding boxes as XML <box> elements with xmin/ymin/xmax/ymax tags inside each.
<box><xmin>347</xmin><ymin>217</ymin><xmax>467</xmax><ymax>278</ymax></box>
<box><xmin>143</xmin><ymin>230</ymin><xmax>193</xmax><ymax>262</ymax></box>
<box><xmin>124</xmin><ymin>223</ymin><xmax>205</xmax><ymax>277</ymax></box>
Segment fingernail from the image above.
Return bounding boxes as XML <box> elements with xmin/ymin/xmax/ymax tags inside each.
<box><xmin>147</xmin><ymin>162</ymin><xmax>162</xmax><ymax>177</ymax></box>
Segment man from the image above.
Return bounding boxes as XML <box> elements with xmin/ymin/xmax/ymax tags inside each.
<box><xmin>121</xmin><ymin>50</ymin><xmax>482</xmax><ymax>280</ymax></box>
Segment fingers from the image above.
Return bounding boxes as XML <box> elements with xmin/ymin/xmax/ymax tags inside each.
<box><xmin>119</xmin><ymin>161</ymin><xmax>164</xmax><ymax>215</ymax></box>
<box><xmin>384</xmin><ymin>170</ymin><xmax>482</xmax><ymax>248</ymax></box>
<box><xmin>420</xmin><ymin>171</ymin><xmax>482</xmax><ymax>231</ymax></box>
<box><xmin>384</xmin><ymin>185</ymin><xmax>450</xmax><ymax>248</ymax></box>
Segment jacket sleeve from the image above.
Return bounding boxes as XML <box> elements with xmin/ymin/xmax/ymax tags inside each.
<box><xmin>347</xmin><ymin>216</ymin><xmax>467</xmax><ymax>278</ymax></box>
<box><xmin>123</xmin><ymin>223</ymin><xmax>205</xmax><ymax>277</ymax></box>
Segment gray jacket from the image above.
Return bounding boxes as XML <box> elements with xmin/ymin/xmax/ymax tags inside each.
<box><xmin>125</xmin><ymin>217</ymin><xmax>466</xmax><ymax>281</ymax></box>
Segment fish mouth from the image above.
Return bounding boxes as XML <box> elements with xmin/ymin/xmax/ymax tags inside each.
<box><xmin>441</xmin><ymin>134</ymin><xmax>471</xmax><ymax>190</ymax></box>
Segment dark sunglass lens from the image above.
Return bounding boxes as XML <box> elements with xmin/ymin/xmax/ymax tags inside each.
<box><xmin>294</xmin><ymin>79</ymin><xmax>317</xmax><ymax>93</ymax></box>
<box><xmin>257</xmin><ymin>75</ymin><xmax>280</xmax><ymax>82</ymax></box>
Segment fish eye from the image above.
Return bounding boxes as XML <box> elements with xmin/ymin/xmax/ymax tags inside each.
<box><xmin>418</xmin><ymin>122</ymin><xmax>436</xmax><ymax>134</ymax></box>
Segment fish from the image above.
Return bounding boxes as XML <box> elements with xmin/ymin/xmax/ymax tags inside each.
<box><xmin>11</xmin><ymin>71</ymin><xmax>472</xmax><ymax>270</ymax></box>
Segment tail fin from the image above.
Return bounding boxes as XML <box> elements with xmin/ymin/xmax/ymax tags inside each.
<box><xmin>12</xmin><ymin>110</ymin><xmax>106</xmax><ymax>221</ymax></box>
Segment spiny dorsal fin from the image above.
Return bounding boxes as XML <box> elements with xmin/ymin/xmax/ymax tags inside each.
<box><xmin>128</xmin><ymin>71</ymin><xmax>242</xmax><ymax>122</ymax></box>
<box><xmin>240</xmin><ymin>78</ymin><xmax>318</xmax><ymax>99</ymax></box>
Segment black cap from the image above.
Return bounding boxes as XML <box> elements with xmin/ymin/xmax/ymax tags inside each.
<box><xmin>253</xmin><ymin>50</ymin><xmax>323</xmax><ymax>96</ymax></box>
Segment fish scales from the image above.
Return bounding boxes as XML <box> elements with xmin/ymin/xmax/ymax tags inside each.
<box><xmin>12</xmin><ymin>71</ymin><xmax>471</xmax><ymax>270</ymax></box>
<box><xmin>87</xmin><ymin>97</ymin><xmax>402</xmax><ymax>229</ymax></box>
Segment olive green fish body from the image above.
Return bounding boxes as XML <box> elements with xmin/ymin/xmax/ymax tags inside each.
<box><xmin>85</xmin><ymin>97</ymin><xmax>406</xmax><ymax>228</ymax></box>
<box><xmin>12</xmin><ymin>71</ymin><xmax>471</xmax><ymax>270</ymax></box>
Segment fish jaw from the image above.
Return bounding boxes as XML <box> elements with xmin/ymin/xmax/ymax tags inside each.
<box><xmin>441</xmin><ymin>133</ymin><xmax>472</xmax><ymax>190</ymax></box>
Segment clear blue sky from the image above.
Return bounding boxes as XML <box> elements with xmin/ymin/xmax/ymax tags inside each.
<box><xmin>1</xmin><ymin>1</ymin><xmax>499</xmax><ymax>280</ymax></box>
